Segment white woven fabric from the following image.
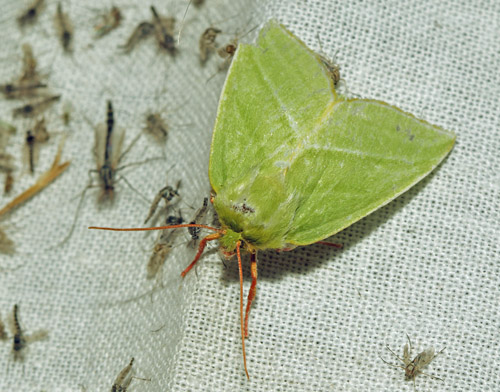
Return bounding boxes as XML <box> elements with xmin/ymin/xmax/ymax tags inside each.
<box><xmin>0</xmin><ymin>0</ymin><xmax>498</xmax><ymax>391</ymax></box>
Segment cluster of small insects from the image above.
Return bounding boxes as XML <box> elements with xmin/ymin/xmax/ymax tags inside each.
<box><xmin>0</xmin><ymin>0</ymin><xmax>233</xmax><ymax>385</ymax></box>
<box><xmin>0</xmin><ymin>0</ymin><xmax>230</xmax><ymax>254</ymax></box>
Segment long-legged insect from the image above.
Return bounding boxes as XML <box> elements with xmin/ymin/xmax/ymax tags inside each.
<box><xmin>199</xmin><ymin>27</ymin><xmax>222</xmax><ymax>64</ymax></box>
<box><xmin>144</xmin><ymin>179</ymin><xmax>181</xmax><ymax>224</ymax></box>
<box><xmin>315</xmin><ymin>33</ymin><xmax>341</xmax><ymax>87</ymax></box>
<box><xmin>24</xmin><ymin>116</ymin><xmax>50</xmax><ymax>174</ymax></box>
<box><xmin>120</xmin><ymin>21</ymin><xmax>155</xmax><ymax>53</ymax></box>
<box><xmin>12</xmin><ymin>94</ymin><xmax>61</xmax><ymax>118</ymax></box>
<box><xmin>17</xmin><ymin>0</ymin><xmax>45</xmax><ymax>27</ymax></box>
<box><xmin>206</xmin><ymin>24</ymin><xmax>258</xmax><ymax>82</ymax></box>
<box><xmin>59</xmin><ymin>101</ymin><xmax>150</xmax><ymax>247</ymax></box>
<box><xmin>111</xmin><ymin>358</ymin><xmax>149</xmax><ymax>392</ymax></box>
<box><xmin>147</xmin><ymin>211</ymin><xmax>183</xmax><ymax>279</ymax></box>
<box><xmin>94</xmin><ymin>6</ymin><xmax>122</xmax><ymax>39</ymax></box>
<box><xmin>187</xmin><ymin>197</ymin><xmax>209</xmax><ymax>248</ymax></box>
<box><xmin>150</xmin><ymin>6</ymin><xmax>176</xmax><ymax>55</ymax></box>
<box><xmin>381</xmin><ymin>334</ymin><xmax>445</xmax><ymax>391</ymax></box>
<box><xmin>54</xmin><ymin>3</ymin><xmax>74</xmax><ymax>52</ymax></box>
<box><xmin>7</xmin><ymin>304</ymin><xmax>48</xmax><ymax>361</ymax></box>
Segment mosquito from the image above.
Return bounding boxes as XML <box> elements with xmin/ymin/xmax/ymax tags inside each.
<box><xmin>381</xmin><ymin>334</ymin><xmax>446</xmax><ymax>391</ymax></box>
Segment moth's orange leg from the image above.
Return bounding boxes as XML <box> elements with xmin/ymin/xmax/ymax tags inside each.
<box><xmin>317</xmin><ymin>241</ymin><xmax>343</xmax><ymax>249</ymax></box>
<box><xmin>244</xmin><ymin>252</ymin><xmax>257</xmax><ymax>338</ymax></box>
<box><xmin>181</xmin><ymin>232</ymin><xmax>222</xmax><ymax>277</ymax></box>
<box><xmin>236</xmin><ymin>241</ymin><xmax>250</xmax><ymax>379</ymax></box>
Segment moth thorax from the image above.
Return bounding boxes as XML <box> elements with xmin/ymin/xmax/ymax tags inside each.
<box><xmin>219</xmin><ymin>228</ymin><xmax>242</xmax><ymax>253</ymax></box>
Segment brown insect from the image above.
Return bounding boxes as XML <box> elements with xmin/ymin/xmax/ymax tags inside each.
<box><xmin>24</xmin><ymin>117</ymin><xmax>50</xmax><ymax>174</ymax></box>
<box><xmin>54</xmin><ymin>3</ymin><xmax>74</xmax><ymax>52</ymax></box>
<box><xmin>19</xmin><ymin>43</ymin><xmax>39</xmax><ymax>83</ymax></box>
<box><xmin>144</xmin><ymin>180</ymin><xmax>181</xmax><ymax>224</ymax></box>
<box><xmin>1</xmin><ymin>43</ymin><xmax>46</xmax><ymax>99</ymax></box>
<box><xmin>381</xmin><ymin>334</ymin><xmax>445</xmax><ymax>391</ymax></box>
<box><xmin>0</xmin><ymin>120</ymin><xmax>16</xmax><ymax>178</ymax></box>
<box><xmin>147</xmin><ymin>211</ymin><xmax>183</xmax><ymax>279</ymax></box>
<box><xmin>143</xmin><ymin>112</ymin><xmax>169</xmax><ymax>144</ymax></box>
<box><xmin>17</xmin><ymin>0</ymin><xmax>45</xmax><ymax>27</ymax></box>
<box><xmin>199</xmin><ymin>27</ymin><xmax>222</xmax><ymax>64</ymax></box>
<box><xmin>110</xmin><ymin>358</ymin><xmax>149</xmax><ymax>392</ymax></box>
<box><xmin>8</xmin><ymin>304</ymin><xmax>49</xmax><ymax>361</ymax></box>
<box><xmin>94</xmin><ymin>6</ymin><xmax>122</xmax><ymax>38</ymax></box>
<box><xmin>315</xmin><ymin>33</ymin><xmax>341</xmax><ymax>86</ymax></box>
<box><xmin>12</xmin><ymin>94</ymin><xmax>61</xmax><ymax>118</ymax></box>
<box><xmin>187</xmin><ymin>197</ymin><xmax>209</xmax><ymax>248</ymax></box>
<box><xmin>120</xmin><ymin>21</ymin><xmax>155</xmax><ymax>53</ymax></box>
<box><xmin>0</xmin><ymin>80</ymin><xmax>47</xmax><ymax>100</ymax></box>
<box><xmin>150</xmin><ymin>6</ymin><xmax>176</xmax><ymax>55</ymax></box>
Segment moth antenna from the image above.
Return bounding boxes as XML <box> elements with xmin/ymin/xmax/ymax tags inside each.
<box><xmin>88</xmin><ymin>223</ymin><xmax>220</xmax><ymax>233</ymax></box>
<box><xmin>236</xmin><ymin>241</ymin><xmax>249</xmax><ymax>379</ymax></box>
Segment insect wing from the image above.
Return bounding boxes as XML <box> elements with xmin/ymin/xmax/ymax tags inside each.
<box><xmin>110</xmin><ymin>126</ymin><xmax>125</xmax><ymax>169</ymax></box>
<box><xmin>413</xmin><ymin>347</ymin><xmax>436</xmax><ymax>369</ymax></box>
<box><xmin>94</xmin><ymin>123</ymin><xmax>107</xmax><ymax>170</ymax></box>
<box><xmin>209</xmin><ymin>20</ymin><xmax>455</xmax><ymax>247</ymax></box>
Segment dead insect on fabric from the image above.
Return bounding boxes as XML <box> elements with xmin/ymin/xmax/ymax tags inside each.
<box><xmin>147</xmin><ymin>211</ymin><xmax>183</xmax><ymax>279</ymax></box>
<box><xmin>7</xmin><ymin>304</ymin><xmax>49</xmax><ymax>361</ymax></box>
<box><xmin>94</xmin><ymin>6</ymin><xmax>122</xmax><ymax>38</ymax></box>
<box><xmin>17</xmin><ymin>0</ymin><xmax>45</xmax><ymax>27</ymax></box>
<box><xmin>315</xmin><ymin>33</ymin><xmax>341</xmax><ymax>87</ymax></box>
<box><xmin>110</xmin><ymin>358</ymin><xmax>149</xmax><ymax>392</ymax></box>
<box><xmin>0</xmin><ymin>121</ymin><xmax>16</xmax><ymax>178</ymax></box>
<box><xmin>58</xmin><ymin>101</ymin><xmax>148</xmax><ymax>247</ymax></box>
<box><xmin>187</xmin><ymin>197</ymin><xmax>209</xmax><ymax>248</ymax></box>
<box><xmin>120</xmin><ymin>21</ymin><xmax>155</xmax><ymax>53</ymax></box>
<box><xmin>199</xmin><ymin>27</ymin><xmax>222</xmax><ymax>64</ymax></box>
<box><xmin>150</xmin><ymin>6</ymin><xmax>176</xmax><ymax>55</ymax></box>
<box><xmin>93</xmin><ymin>100</ymin><xmax>124</xmax><ymax>201</ymax></box>
<box><xmin>24</xmin><ymin>117</ymin><xmax>50</xmax><ymax>174</ymax></box>
<box><xmin>54</xmin><ymin>3</ymin><xmax>74</xmax><ymax>52</ymax></box>
<box><xmin>1</xmin><ymin>81</ymin><xmax>47</xmax><ymax>100</ymax></box>
<box><xmin>143</xmin><ymin>112</ymin><xmax>168</xmax><ymax>144</ymax></box>
<box><xmin>19</xmin><ymin>43</ymin><xmax>39</xmax><ymax>83</ymax></box>
<box><xmin>12</xmin><ymin>94</ymin><xmax>61</xmax><ymax>118</ymax></box>
<box><xmin>381</xmin><ymin>335</ymin><xmax>446</xmax><ymax>391</ymax></box>
<box><xmin>144</xmin><ymin>179</ymin><xmax>181</xmax><ymax>224</ymax></box>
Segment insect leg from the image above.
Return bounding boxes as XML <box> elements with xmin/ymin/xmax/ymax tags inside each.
<box><xmin>379</xmin><ymin>354</ymin><xmax>405</xmax><ymax>370</ymax></box>
<box><xmin>316</xmin><ymin>241</ymin><xmax>343</xmax><ymax>248</ymax></box>
<box><xmin>244</xmin><ymin>252</ymin><xmax>257</xmax><ymax>338</ymax></box>
<box><xmin>180</xmin><ymin>232</ymin><xmax>221</xmax><ymax>277</ymax></box>
<box><xmin>385</xmin><ymin>344</ymin><xmax>406</xmax><ymax>364</ymax></box>
<box><xmin>236</xmin><ymin>241</ymin><xmax>249</xmax><ymax>379</ymax></box>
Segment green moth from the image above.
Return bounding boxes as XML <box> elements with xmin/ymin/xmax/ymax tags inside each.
<box><xmin>91</xmin><ymin>19</ymin><xmax>455</xmax><ymax>378</ymax></box>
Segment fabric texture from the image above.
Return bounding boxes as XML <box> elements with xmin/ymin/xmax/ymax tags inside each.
<box><xmin>0</xmin><ymin>0</ymin><xmax>498</xmax><ymax>391</ymax></box>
